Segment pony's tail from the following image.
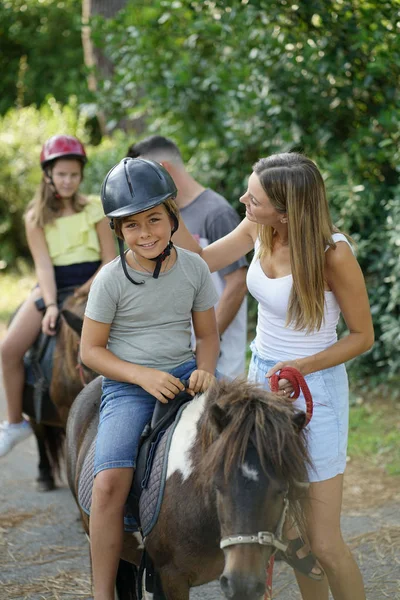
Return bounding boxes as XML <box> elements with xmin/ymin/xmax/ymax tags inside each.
<box><xmin>42</xmin><ymin>424</ymin><xmax>65</xmax><ymax>478</ymax></box>
<box><xmin>115</xmin><ymin>559</ymin><xmax>138</xmax><ymax>600</ymax></box>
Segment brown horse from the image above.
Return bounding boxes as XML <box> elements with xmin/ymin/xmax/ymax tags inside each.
<box><xmin>67</xmin><ymin>377</ymin><xmax>311</xmax><ymax>600</ymax></box>
<box><xmin>22</xmin><ymin>292</ymin><xmax>96</xmax><ymax>491</ymax></box>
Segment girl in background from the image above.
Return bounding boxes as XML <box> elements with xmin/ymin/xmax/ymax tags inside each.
<box><xmin>0</xmin><ymin>134</ymin><xmax>115</xmax><ymax>457</ymax></box>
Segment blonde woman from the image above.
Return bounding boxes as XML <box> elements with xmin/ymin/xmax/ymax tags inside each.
<box><xmin>174</xmin><ymin>152</ymin><xmax>373</xmax><ymax>600</ymax></box>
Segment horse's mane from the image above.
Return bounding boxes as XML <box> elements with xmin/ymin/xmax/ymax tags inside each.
<box><xmin>56</xmin><ymin>294</ymin><xmax>87</xmax><ymax>382</ymax></box>
<box><xmin>199</xmin><ymin>379</ymin><xmax>311</xmax><ymax>504</ymax></box>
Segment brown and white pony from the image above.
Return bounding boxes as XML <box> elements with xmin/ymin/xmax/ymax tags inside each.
<box><xmin>67</xmin><ymin>377</ymin><xmax>311</xmax><ymax>600</ymax></box>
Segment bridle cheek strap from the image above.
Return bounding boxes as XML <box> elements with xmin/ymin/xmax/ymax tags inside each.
<box><xmin>219</xmin><ymin>496</ymin><xmax>289</xmax><ymax>554</ymax></box>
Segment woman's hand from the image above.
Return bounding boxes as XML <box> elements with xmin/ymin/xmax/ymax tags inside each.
<box><xmin>265</xmin><ymin>359</ymin><xmax>303</xmax><ymax>398</ymax></box>
<box><xmin>188</xmin><ymin>370</ymin><xmax>216</xmax><ymax>395</ymax></box>
<box><xmin>136</xmin><ymin>368</ymin><xmax>186</xmax><ymax>403</ymax></box>
<box><xmin>42</xmin><ymin>305</ymin><xmax>59</xmax><ymax>336</ymax></box>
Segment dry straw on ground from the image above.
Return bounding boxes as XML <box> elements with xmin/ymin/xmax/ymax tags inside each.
<box><xmin>0</xmin><ymin>570</ymin><xmax>92</xmax><ymax>599</ymax></box>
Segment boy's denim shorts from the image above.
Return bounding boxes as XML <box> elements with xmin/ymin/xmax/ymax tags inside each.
<box><xmin>93</xmin><ymin>358</ymin><xmax>197</xmax><ymax>477</ymax></box>
<box><xmin>248</xmin><ymin>343</ymin><xmax>349</xmax><ymax>483</ymax></box>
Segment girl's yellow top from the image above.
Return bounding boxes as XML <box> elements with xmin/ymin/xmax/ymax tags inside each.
<box><xmin>44</xmin><ymin>196</ymin><xmax>104</xmax><ymax>266</ymax></box>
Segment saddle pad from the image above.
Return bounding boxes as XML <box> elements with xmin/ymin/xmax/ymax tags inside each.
<box><xmin>77</xmin><ymin>438</ymin><xmax>139</xmax><ymax>533</ymax></box>
<box><xmin>24</xmin><ymin>334</ymin><xmax>57</xmax><ymax>387</ymax></box>
<box><xmin>139</xmin><ymin>401</ymin><xmax>190</xmax><ymax>537</ymax></box>
<box><xmin>78</xmin><ymin>402</ymin><xmax>189</xmax><ymax>536</ymax></box>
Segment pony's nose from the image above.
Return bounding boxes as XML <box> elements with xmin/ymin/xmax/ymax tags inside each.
<box><xmin>220</xmin><ymin>573</ymin><xmax>265</xmax><ymax>599</ymax></box>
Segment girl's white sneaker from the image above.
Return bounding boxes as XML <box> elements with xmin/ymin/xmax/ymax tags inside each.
<box><xmin>0</xmin><ymin>419</ymin><xmax>33</xmax><ymax>457</ymax></box>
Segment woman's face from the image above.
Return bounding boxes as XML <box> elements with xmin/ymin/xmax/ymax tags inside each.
<box><xmin>50</xmin><ymin>159</ymin><xmax>82</xmax><ymax>199</ymax></box>
<box><xmin>240</xmin><ymin>172</ymin><xmax>284</xmax><ymax>227</ymax></box>
<box><xmin>121</xmin><ymin>205</ymin><xmax>173</xmax><ymax>264</ymax></box>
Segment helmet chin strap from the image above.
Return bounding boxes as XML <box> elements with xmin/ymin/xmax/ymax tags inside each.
<box><xmin>150</xmin><ymin>241</ymin><xmax>173</xmax><ymax>279</ymax></box>
<box><xmin>117</xmin><ymin>238</ymin><xmax>145</xmax><ymax>286</ymax></box>
<box><xmin>44</xmin><ymin>168</ymin><xmax>61</xmax><ymax>200</ymax></box>
<box><xmin>149</xmin><ymin>212</ymin><xmax>179</xmax><ymax>279</ymax></box>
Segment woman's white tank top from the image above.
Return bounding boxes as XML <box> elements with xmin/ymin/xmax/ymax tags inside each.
<box><xmin>246</xmin><ymin>233</ymin><xmax>353</xmax><ymax>361</ymax></box>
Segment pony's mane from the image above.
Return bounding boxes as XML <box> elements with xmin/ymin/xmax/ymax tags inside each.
<box><xmin>56</xmin><ymin>295</ymin><xmax>87</xmax><ymax>382</ymax></box>
<box><xmin>199</xmin><ymin>379</ymin><xmax>311</xmax><ymax>502</ymax></box>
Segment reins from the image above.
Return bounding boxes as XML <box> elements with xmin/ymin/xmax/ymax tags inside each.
<box><xmin>269</xmin><ymin>366</ymin><xmax>313</xmax><ymax>425</ymax></box>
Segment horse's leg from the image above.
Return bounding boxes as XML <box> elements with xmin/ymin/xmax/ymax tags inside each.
<box><xmin>158</xmin><ymin>569</ymin><xmax>189</xmax><ymax>600</ymax></box>
<box><xmin>32</xmin><ymin>423</ymin><xmax>55</xmax><ymax>492</ymax></box>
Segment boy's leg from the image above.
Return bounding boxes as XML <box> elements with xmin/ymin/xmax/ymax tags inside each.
<box><xmin>91</xmin><ymin>382</ymin><xmax>157</xmax><ymax>598</ymax></box>
<box><xmin>90</xmin><ymin>467</ymin><xmax>134</xmax><ymax>600</ymax></box>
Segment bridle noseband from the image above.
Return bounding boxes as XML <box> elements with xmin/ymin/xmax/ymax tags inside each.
<box><xmin>220</xmin><ymin>496</ymin><xmax>289</xmax><ymax>554</ymax></box>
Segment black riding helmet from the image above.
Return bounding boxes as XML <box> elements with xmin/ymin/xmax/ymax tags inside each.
<box><xmin>101</xmin><ymin>157</ymin><xmax>179</xmax><ymax>284</ymax></box>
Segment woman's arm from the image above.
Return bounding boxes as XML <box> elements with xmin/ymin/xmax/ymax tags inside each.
<box><xmin>190</xmin><ymin>307</ymin><xmax>220</xmax><ymax>392</ymax></box>
<box><xmin>173</xmin><ymin>215</ymin><xmax>256</xmax><ymax>273</ymax></box>
<box><xmin>81</xmin><ymin>317</ymin><xmax>185</xmax><ymax>402</ymax></box>
<box><xmin>267</xmin><ymin>242</ymin><xmax>374</xmax><ymax>387</ymax></box>
<box><xmin>74</xmin><ymin>217</ymin><xmax>117</xmax><ymax>297</ymax></box>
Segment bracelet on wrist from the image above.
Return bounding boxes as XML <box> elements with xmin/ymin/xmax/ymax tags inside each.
<box><xmin>46</xmin><ymin>303</ymin><xmax>57</xmax><ymax>309</ymax></box>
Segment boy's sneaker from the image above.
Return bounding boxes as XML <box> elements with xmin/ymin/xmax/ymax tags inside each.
<box><xmin>0</xmin><ymin>419</ymin><xmax>33</xmax><ymax>457</ymax></box>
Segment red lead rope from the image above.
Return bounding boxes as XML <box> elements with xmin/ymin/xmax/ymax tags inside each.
<box><xmin>269</xmin><ymin>366</ymin><xmax>313</xmax><ymax>425</ymax></box>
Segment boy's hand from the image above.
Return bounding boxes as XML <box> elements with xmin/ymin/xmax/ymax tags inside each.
<box><xmin>188</xmin><ymin>370</ymin><xmax>216</xmax><ymax>395</ymax></box>
<box><xmin>136</xmin><ymin>368</ymin><xmax>185</xmax><ymax>403</ymax></box>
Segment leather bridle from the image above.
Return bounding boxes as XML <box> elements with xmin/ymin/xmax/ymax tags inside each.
<box><xmin>220</xmin><ymin>496</ymin><xmax>289</xmax><ymax>554</ymax></box>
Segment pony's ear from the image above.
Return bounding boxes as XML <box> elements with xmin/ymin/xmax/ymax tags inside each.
<box><xmin>61</xmin><ymin>309</ymin><xmax>84</xmax><ymax>336</ymax></box>
<box><xmin>292</xmin><ymin>411</ymin><xmax>307</xmax><ymax>432</ymax></box>
<box><xmin>210</xmin><ymin>403</ymin><xmax>230</xmax><ymax>434</ymax></box>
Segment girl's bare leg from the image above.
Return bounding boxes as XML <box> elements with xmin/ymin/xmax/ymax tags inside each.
<box><xmin>297</xmin><ymin>474</ymin><xmax>365</xmax><ymax>600</ymax></box>
<box><xmin>90</xmin><ymin>467</ymin><xmax>134</xmax><ymax>600</ymax></box>
<box><xmin>1</xmin><ymin>287</ymin><xmax>43</xmax><ymax>423</ymax></box>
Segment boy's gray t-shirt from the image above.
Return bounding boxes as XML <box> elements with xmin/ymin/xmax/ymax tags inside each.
<box><xmin>85</xmin><ymin>247</ymin><xmax>218</xmax><ymax>371</ymax></box>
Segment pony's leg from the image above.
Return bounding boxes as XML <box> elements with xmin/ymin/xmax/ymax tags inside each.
<box><xmin>296</xmin><ymin>474</ymin><xmax>365</xmax><ymax>600</ymax></box>
<box><xmin>1</xmin><ymin>287</ymin><xmax>43</xmax><ymax>423</ymax></box>
<box><xmin>32</xmin><ymin>422</ymin><xmax>55</xmax><ymax>492</ymax></box>
<box><xmin>158</xmin><ymin>570</ymin><xmax>189</xmax><ymax>600</ymax></box>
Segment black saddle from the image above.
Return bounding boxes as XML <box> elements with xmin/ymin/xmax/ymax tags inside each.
<box><xmin>129</xmin><ymin>382</ymin><xmax>193</xmax><ymax>525</ymax></box>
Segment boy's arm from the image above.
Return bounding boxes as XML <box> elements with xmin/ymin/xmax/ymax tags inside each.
<box><xmin>190</xmin><ymin>307</ymin><xmax>220</xmax><ymax>392</ymax></box>
<box><xmin>80</xmin><ymin>317</ymin><xmax>185</xmax><ymax>402</ymax></box>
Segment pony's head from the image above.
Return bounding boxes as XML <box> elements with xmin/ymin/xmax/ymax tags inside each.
<box><xmin>199</xmin><ymin>379</ymin><xmax>311</xmax><ymax>600</ymax></box>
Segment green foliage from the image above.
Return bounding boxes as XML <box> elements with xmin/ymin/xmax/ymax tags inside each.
<box><xmin>89</xmin><ymin>0</ymin><xmax>400</xmax><ymax>384</ymax></box>
<box><xmin>348</xmin><ymin>401</ymin><xmax>400</xmax><ymax>475</ymax></box>
<box><xmin>0</xmin><ymin>0</ymin><xmax>87</xmax><ymax>114</ymax></box>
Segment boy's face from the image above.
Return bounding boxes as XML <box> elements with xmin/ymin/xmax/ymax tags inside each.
<box><xmin>121</xmin><ymin>205</ymin><xmax>173</xmax><ymax>262</ymax></box>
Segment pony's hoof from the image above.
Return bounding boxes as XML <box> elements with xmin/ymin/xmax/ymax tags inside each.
<box><xmin>37</xmin><ymin>478</ymin><xmax>56</xmax><ymax>492</ymax></box>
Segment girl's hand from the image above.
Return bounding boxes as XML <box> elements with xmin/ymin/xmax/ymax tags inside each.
<box><xmin>188</xmin><ymin>370</ymin><xmax>216</xmax><ymax>395</ymax></box>
<box><xmin>265</xmin><ymin>360</ymin><xmax>302</xmax><ymax>398</ymax></box>
<box><xmin>136</xmin><ymin>368</ymin><xmax>186</xmax><ymax>403</ymax></box>
<box><xmin>42</xmin><ymin>305</ymin><xmax>59</xmax><ymax>336</ymax></box>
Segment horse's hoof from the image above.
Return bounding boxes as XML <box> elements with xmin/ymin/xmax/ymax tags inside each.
<box><xmin>37</xmin><ymin>478</ymin><xmax>56</xmax><ymax>492</ymax></box>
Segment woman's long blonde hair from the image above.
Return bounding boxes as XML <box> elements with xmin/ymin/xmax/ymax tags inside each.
<box><xmin>25</xmin><ymin>159</ymin><xmax>86</xmax><ymax>228</ymax></box>
<box><xmin>254</xmin><ymin>153</ymin><xmax>341</xmax><ymax>333</ymax></box>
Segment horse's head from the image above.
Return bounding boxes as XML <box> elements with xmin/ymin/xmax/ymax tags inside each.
<box><xmin>200</xmin><ymin>379</ymin><xmax>310</xmax><ymax>600</ymax></box>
